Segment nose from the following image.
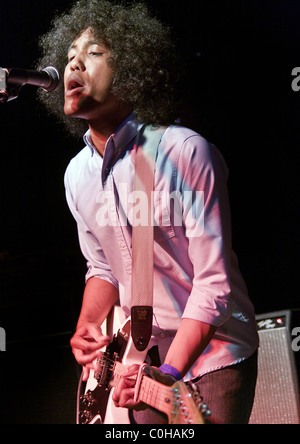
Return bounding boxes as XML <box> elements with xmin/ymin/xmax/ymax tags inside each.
<box><xmin>69</xmin><ymin>54</ymin><xmax>86</xmax><ymax>72</ymax></box>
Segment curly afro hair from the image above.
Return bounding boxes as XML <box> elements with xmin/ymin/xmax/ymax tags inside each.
<box><xmin>37</xmin><ymin>0</ymin><xmax>181</xmax><ymax>138</ymax></box>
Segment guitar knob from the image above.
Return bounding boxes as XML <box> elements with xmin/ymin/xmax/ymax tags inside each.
<box><xmin>200</xmin><ymin>403</ymin><xmax>211</xmax><ymax>417</ymax></box>
<box><xmin>80</xmin><ymin>410</ymin><xmax>93</xmax><ymax>425</ymax></box>
<box><xmin>80</xmin><ymin>392</ymin><xmax>96</xmax><ymax>407</ymax></box>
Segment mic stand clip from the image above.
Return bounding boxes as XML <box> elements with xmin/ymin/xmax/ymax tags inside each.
<box><xmin>0</xmin><ymin>67</ymin><xmax>23</xmax><ymax>103</ymax></box>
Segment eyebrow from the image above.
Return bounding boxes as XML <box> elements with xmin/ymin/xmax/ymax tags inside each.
<box><xmin>68</xmin><ymin>40</ymin><xmax>106</xmax><ymax>53</ymax></box>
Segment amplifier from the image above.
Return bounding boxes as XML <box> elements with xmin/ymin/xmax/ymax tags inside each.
<box><xmin>249</xmin><ymin>310</ymin><xmax>300</xmax><ymax>424</ymax></box>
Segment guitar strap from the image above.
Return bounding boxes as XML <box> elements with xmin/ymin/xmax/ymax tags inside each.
<box><xmin>131</xmin><ymin>125</ymin><xmax>167</xmax><ymax>352</ymax></box>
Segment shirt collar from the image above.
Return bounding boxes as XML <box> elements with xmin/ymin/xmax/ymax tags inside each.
<box><xmin>83</xmin><ymin>113</ymin><xmax>142</xmax><ymax>157</ymax></box>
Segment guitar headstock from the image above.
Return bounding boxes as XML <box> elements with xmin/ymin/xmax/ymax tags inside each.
<box><xmin>168</xmin><ymin>381</ymin><xmax>211</xmax><ymax>425</ymax></box>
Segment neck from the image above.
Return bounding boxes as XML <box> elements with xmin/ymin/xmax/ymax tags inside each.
<box><xmin>88</xmin><ymin>106</ymin><xmax>133</xmax><ymax>156</ymax></box>
<box><xmin>88</xmin><ymin>126</ymin><xmax>110</xmax><ymax>156</ymax></box>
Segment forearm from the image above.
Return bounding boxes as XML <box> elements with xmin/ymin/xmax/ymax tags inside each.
<box><xmin>77</xmin><ymin>277</ymin><xmax>119</xmax><ymax>329</ymax></box>
<box><xmin>163</xmin><ymin>318</ymin><xmax>217</xmax><ymax>377</ymax></box>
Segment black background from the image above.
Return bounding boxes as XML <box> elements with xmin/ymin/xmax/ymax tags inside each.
<box><xmin>0</xmin><ymin>0</ymin><xmax>299</xmax><ymax>423</ymax></box>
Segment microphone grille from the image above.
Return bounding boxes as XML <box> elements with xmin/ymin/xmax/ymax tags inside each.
<box><xmin>42</xmin><ymin>66</ymin><xmax>61</xmax><ymax>92</ymax></box>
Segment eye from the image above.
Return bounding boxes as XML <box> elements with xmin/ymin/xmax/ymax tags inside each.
<box><xmin>67</xmin><ymin>52</ymin><xmax>76</xmax><ymax>63</ymax></box>
<box><xmin>89</xmin><ymin>52</ymin><xmax>104</xmax><ymax>57</ymax></box>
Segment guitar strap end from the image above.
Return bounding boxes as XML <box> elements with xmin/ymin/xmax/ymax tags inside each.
<box><xmin>131</xmin><ymin>306</ymin><xmax>153</xmax><ymax>352</ymax></box>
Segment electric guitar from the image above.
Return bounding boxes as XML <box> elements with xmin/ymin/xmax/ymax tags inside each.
<box><xmin>77</xmin><ymin>307</ymin><xmax>210</xmax><ymax>424</ymax></box>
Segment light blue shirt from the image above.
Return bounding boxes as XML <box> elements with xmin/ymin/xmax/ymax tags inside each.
<box><xmin>64</xmin><ymin>114</ymin><xmax>259</xmax><ymax>378</ymax></box>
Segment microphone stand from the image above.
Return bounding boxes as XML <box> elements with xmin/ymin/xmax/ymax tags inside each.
<box><xmin>0</xmin><ymin>67</ymin><xmax>23</xmax><ymax>103</ymax></box>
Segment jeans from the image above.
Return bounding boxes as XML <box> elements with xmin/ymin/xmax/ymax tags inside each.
<box><xmin>131</xmin><ymin>350</ymin><xmax>258</xmax><ymax>425</ymax></box>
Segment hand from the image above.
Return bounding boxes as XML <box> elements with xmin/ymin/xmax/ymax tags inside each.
<box><xmin>70</xmin><ymin>323</ymin><xmax>110</xmax><ymax>381</ymax></box>
<box><xmin>112</xmin><ymin>365</ymin><xmax>176</xmax><ymax>410</ymax></box>
<box><xmin>112</xmin><ymin>364</ymin><xmax>145</xmax><ymax>410</ymax></box>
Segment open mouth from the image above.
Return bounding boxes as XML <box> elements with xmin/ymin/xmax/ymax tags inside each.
<box><xmin>65</xmin><ymin>75</ymin><xmax>85</xmax><ymax>96</ymax></box>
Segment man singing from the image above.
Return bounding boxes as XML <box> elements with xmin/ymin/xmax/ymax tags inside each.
<box><xmin>37</xmin><ymin>0</ymin><xmax>259</xmax><ymax>424</ymax></box>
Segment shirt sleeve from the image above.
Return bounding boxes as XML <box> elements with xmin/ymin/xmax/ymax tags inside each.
<box><xmin>64</xmin><ymin>162</ymin><xmax>119</xmax><ymax>289</ymax></box>
<box><xmin>178</xmin><ymin>135</ymin><xmax>234</xmax><ymax>327</ymax></box>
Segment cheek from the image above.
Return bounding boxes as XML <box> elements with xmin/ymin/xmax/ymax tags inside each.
<box><xmin>91</xmin><ymin>65</ymin><xmax>114</xmax><ymax>93</ymax></box>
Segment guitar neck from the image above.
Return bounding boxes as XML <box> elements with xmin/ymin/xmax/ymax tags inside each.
<box><xmin>136</xmin><ymin>375</ymin><xmax>174</xmax><ymax>418</ymax></box>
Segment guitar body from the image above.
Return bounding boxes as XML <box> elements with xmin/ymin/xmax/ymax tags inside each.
<box><xmin>78</xmin><ymin>307</ymin><xmax>147</xmax><ymax>424</ymax></box>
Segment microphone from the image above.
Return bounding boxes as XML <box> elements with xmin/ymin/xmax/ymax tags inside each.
<box><xmin>6</xmin><ymin>66</ymin><xmax>61</xmax><ymax>91</ymax></box>
<box><xmin>0</xmin><ymin>66</ymin><xmax>61</xmax><ymax>102</ymax></box>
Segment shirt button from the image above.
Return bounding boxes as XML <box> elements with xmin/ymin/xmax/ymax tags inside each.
<box><xmin>120</xmin><ymin>242</ymin><xmax>126</xmax><ymax>249</ymax></box>
<box><xmin>160</xmin><ymin>333</ymin><xmax>166</xmax><ymax>338</ymax></box>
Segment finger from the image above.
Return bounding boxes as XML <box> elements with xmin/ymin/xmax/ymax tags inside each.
<box><xmin>117</xmin><ymin>387</ymin><xmax>136</xmax><ymax>408</ymax></box>
<box><xmin>71</xmin><ymin>335</ymin><xmax>106</xmax><ymax>352</ymax></box>
<box><xmin>83</xmin><ymin>323</ymin><xmax>110</xmax><ymax>344</ymax></box>
<box><xmin>73</xmin><ymin>348</ymin><xmax>103</xmax><ymax>366</ymax></box>
<box><xmin>113</xmin><ymin>374</ymin><xmax>137</xmax><ymax>408</ymax></box>
<box><xmin>72</xmin><ymin>324</ymin><xmax>110</xmax><ymax>345</ymax></box>
<box><xmin>112</xmin><ymin>365</ymin><xmax>140</xmax><ymax>405</ymax></box>
<box><xmin>71</xmin><ymin>329</ymin><xmax>110</xmax><ymax>352</ymax></box>
<box><xmin>122</xmin><ymin>364</ymin><xmax>141</xmax><ymax>377</ymax></box>
<box><xmin>113</xmin><ymin>383</ymin><xmax>135</xmax><ymax>407</ymax></box>
<box><xmin>113</xmin><ymin>373</ymin><xmax>134</xmax><ymax>398</ymax></box>
<box><xmin>82</xmin><ymin>366</ymin><xmax>90</xmax><ymax>382</ymax></box>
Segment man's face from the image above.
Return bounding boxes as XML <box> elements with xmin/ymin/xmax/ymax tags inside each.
<box><xmin>64</xmin><ymin>29</ymin><xmax>116</xmax><ymax>121</ymax></box>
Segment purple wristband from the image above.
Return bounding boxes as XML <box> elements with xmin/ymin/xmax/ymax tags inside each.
<box><xmin>159</xmin><ymin>364</ymin><xmax>182</xmax><ymax>381</ymax></box>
